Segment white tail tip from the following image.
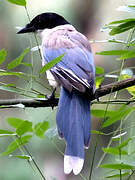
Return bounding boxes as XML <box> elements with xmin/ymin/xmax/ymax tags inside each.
<box><xmin>64</xmin><ymin>155</ymin><xmax>84</xmax><ymax>175</ymax></box>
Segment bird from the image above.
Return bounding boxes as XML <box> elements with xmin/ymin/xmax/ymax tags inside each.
<box><xmin>17</xmin><ymin>12</ymin><xmax>95</xmax><ymax>175</ymax></box>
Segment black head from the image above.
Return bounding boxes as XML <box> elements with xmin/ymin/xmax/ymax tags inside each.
<box><xmin>17</xmin><ymin>12</ymin><xmax>70</xmax><ymax>34</ymax></box>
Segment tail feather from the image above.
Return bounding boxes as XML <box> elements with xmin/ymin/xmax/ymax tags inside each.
<box><xmin>64</xmin><ymin>155</ymin><xmax>84</xmax><ymax>175</ymax></box>
<box><xmin>56</xmin><ymin>87</ymin><xmax>90</xmax><ymax>174</ymax></box>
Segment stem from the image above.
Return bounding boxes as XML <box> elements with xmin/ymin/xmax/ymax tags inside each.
<box><xmin>16</xmin><ymin>135</ymin><xmax>46</xmax><ymax>180</ymax></box>
<box><xmin>127</xmin><ymin>170</ymin><xmax>135</xmax><ymax>180</ymax></box>
<box><xmin>119</xmin><ymin>119</ymin><xmax>123</xmax><ymax>180</ymax></box>
<box><xmin>22</xmin><ymin>144</ymin><xmax>46</xmax><ymax>180</ymax></box>
<box><xmin>80</xmin><ymin>173</ymin><xmax>87</xmax><ymax>180</ymax></box>
<box><xmin>89</xmin><ymin>137</ymin><xmax>99</xmax><ymax>180</ymax></box>
<box><xmin>24</xmin><ymin>6</ymin><xmax>42</xmax><ymax>60</ymax></box>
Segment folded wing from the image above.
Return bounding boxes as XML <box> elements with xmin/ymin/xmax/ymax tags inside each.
<box><xmin>42</xmin><ymin>46</ymin><xmax>95</xmax><ymax>93</ymax></box>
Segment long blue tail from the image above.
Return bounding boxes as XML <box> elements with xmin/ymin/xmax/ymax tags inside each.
<box><xmin>56</xmin><ymin>87</ymin><xmax>90</xmax><ymax>175</ymax></box>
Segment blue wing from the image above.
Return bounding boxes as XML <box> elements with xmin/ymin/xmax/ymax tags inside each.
<box><xmin>42</xmin><ymin>46</ymin><xmax>95</xmax><ymax>93</ymax></box>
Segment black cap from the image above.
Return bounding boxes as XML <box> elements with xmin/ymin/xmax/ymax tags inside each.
<box><xmin>17</xmin><ymin>12</ymin><xmax>70</xmax><ymax>34</ymax></box>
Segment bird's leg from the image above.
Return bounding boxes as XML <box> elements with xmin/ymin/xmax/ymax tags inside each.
<box><xmin>45</xmin><ymin>87</ymin><xmax>56</xmax><ymax>100</ymax></box>
<box><xmin>50</xmin><ymin>87</ymin><xmax>56</xmax><ymax>100</ymax></box>
<box><xmin>45</xmin><ymin>88</ymin><xmax>56</xmax><ymax>109</ymax></box>
<box><xmin>95</xmin><ymin>91</ymin><xmax>99</xmax><ymax>102</ymax></box>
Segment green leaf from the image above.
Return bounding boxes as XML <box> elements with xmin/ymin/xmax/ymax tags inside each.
<box><xmin>119</xmin><ymin>73</ymin><xmax>135</xmax><ymax>97</ymax></box>
<box><xmin>16</xmin><ymin>120</ymin><xmax>33</xmax><ymax>136</ymax></box>
<box><xmin>0</xmin><ymin>49</ymin><xmax>6</xmax><ymax>65</ymax></box>
<box><xmin>40</xmin><ymin>54</ymin><xmax>65</xmax><ymax>74</ymax></box>
<box><xmin>100</xmin><ymin>163</ymin><xmax>132</xmax><ymax>170</ymax></box>
<box><xmin>21</xmin><ymin>62</ymin><xmax>32</xmax><ymax>67</ymax></box>
<box><xmin>91</xmin><ymin>130</ymin><xmax>105</xmax><ymax>135</ymax></box>
<box><xmin>127</xmin><ymin>85</ymin><xmax>135</xmax><ymax>98</ymax></box>
<box><xmin>118</xmin><ymin>49</ymin><xmax>135</xmax><ymax>60</ymax></box>
<box><xmin>110</xmin><ymin>21</ymin><xmax>135</xmax><ymax>35</ymax></box>
<box><xmin>7</xmin><ymin>117</ymin><xmax>24</xmax><ymax>128</ymax></box>
<box><xmin>3</xmin><ymin>83</ymin><xmax>15</xmax><ymax>87</ymax></box>
<box><xmin>1</xmin><ymin>135</ymin><xmax>32</xmax><ymax>156</ymax></box>
<box><xmin>7</xmin><ymin>0</ymin><xmax>26</xmax><ymax>6</ymax></box>
<box><xmin>109</xmin><ymin>18</ymin><xmax>135</xmax><ymax>25</ymax></box>
<box><xmin>102</xmin><ymin>106</ymin><xmax>134</xmax><ymax>128</ymax></box>
<box><xmin>95</xmin><ymin>66</ymin><xmax>104</xmax><ymax>74</ymax></box>
<box><xmin>0</xmin><ymin>129</ymin><xmax>16</xmax><ymax>137</ymax></box>
<box><xmin>37</xmin><ymin>94</ymin><xmax>45</xmax><ymax>98</ymax></box>
<box><xmin>95</xmin><ymin>76</ymin><xmax>104</xmax><ymax>88</ymax></box>
<box><xmin>0</xmin><ymin>129</ymin><xmax>14</xmax><ymax>134</ymax></box>
<box><xmin>7</xmin><ymin>117</ymin><xmax>33</xmax><ymax>136</ymax></box>
<box><xmin>118</xmin><ymin>138</ymin><xmax>132</xmax><ymax>149</ymax></box>
<box><xmin>0</xmin><ymin>70</ymin><xmax>25</xmax><ymax>77</ymax></box>
<box><xmin>8</xmin><ymin>48</ymin><xmax>29</xmax><ymax>69</ymax></box>
<box><xmin>112</xmin><ymin>138</ymin><xmax>121</xmax><ymax>142</ymax></box>
<box><xmin>102</xmin><ymin>147</ymin><xmax>128</xmax><ymax>155</ymax></box>
<box><xmin>96</xmin><ymin>50</ymin><xmax>129</xmax><ymax>56</ymax></box>
<box><xmin>10</xmin><ymin>155</ymin><xmax>31</xmax><ymax>160</ymax></box>
<box><xmin>105</xmin><ymin>172</ymin><xmax>129</xmax><ymax>178</ymax></box>
<box><xmin>108</xmin><ymin>39</ymin><xmax>126</xmax><ymax>44</ymax></box>
<box><xmin>34</xmin><ymin>121</ymin><xmax>49</xmax><ymax>138</ymax></box>
<box><xmin>91</xmin><ymin>109</ymin><xmax>116</xmax><ymax>118</ymax></box>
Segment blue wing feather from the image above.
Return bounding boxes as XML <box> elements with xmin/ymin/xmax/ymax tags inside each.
<box><xmin>42</xmin><ymin>46</ymin><xmax>95</xmax><ymax>90</ymax></box>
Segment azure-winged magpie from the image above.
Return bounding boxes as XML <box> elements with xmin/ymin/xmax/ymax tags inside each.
<box><xmin>17</xmin><ymin>12</ymin><xmax>95</xmax><ymax>175</ymax></box>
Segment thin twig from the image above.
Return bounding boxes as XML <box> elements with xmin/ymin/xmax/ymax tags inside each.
<box><xmin>23</xmin><ymin>143</ymin><xmax>46</xmax><ymax>180</ymax></box>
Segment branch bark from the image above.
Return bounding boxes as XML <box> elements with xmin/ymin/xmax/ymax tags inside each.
<box><xmin>0</xmin><ymin>76</ymin><xmax>135</xmax><ymax>108</ymax></box>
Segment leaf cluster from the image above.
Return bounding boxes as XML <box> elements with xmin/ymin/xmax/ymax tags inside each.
<box><xmin>0</xmin><ymin>117</ymin><xmax>49</xmax><ymax>158</ymax></box>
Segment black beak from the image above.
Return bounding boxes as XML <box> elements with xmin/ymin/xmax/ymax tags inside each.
<box><xmin>17</xmin><ymin>26</ymin><xmax>36</xmax><ymax>34</ymax></box>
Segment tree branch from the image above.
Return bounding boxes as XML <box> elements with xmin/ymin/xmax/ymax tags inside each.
<box><xmin>0</xmin><ymin>76</ymin><xmax>135</xmax><ymax>108</ymax></box>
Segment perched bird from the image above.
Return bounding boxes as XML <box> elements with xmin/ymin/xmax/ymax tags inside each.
<box><xmin>17</xmin><ymin>12</ymin><xmax>95</xmax><ymax>175</ymax></box>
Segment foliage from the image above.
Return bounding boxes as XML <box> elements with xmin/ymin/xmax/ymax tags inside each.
<box><xmin>1</xmin><ymin>1</ymin><xmax>135</xmax><ymax>180</ymax></box>
<box><xmin>0</xmin><ymin>117</ymin><xmax>49</xmax><ymax>156</ymax></box>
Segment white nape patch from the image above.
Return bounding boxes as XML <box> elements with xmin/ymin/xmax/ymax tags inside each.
<box><xmin>46</xmin><ymin>70</ymin><xmax>58</xmax><ymax>88</ymax></box>
<box><xmin>64</xmin><ymin>155</ymin><xmax>84</xmax><ymax>175</ymax></box>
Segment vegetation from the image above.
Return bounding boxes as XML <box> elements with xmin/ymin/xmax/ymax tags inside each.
<box><xmin>1</xmin><ymin>0</ymin><xmax>135</xmax><ymax>179</ymax></box>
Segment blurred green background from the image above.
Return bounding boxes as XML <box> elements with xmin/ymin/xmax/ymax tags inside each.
<box><xmin>1</xmin><ymin>0</ymin><xmax>135</xmax><ymax>180</ymax></box>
